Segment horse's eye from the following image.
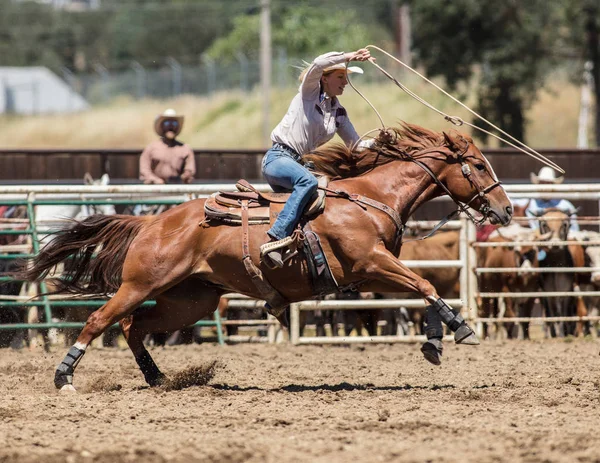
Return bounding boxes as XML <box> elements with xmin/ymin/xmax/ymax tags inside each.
<box><xmin>475</xmin><ymin>163</ymin><xmax>486</xmax><ymax>171</ymax></box>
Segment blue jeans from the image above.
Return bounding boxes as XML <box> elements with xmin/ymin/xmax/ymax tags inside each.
<box><xmin>261</xmin><ymin>146</ymin><xmax>318</xmax><ymax>240</ymax></box>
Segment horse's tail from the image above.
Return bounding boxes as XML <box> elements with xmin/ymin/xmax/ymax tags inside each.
<box><xmin>20</xmin><ymin>214</ymin><xmax>148</xmax><ymax>296</ymax></box>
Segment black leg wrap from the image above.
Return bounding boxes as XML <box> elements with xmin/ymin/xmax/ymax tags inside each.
<box><xmin>54</xmin><ymin>346</ymin><xmax>85</xmax><ymax>389</ymax></box>
<box><xmin>432</xmin><ymin>299</ymin><xmax>479</xmax><ymax>345</ymax></box>
<box><xmin>135</xmin><ymin>349</ymin><xmax>165</xmax><ymax>387</ymax></box>
<box><xmin>424</xmin><ymin>304</ymin><xmax>444</xmax><ymax>339</ymax></box>
<box><xmin>432</xmin><ymin>299</ymin><xmax>465</xmax><ymax>332</ymax></box>
<box><xmin>421</xmin><ymin>304</ymin><xmax>444</xmax><ymax>365</ymax></box>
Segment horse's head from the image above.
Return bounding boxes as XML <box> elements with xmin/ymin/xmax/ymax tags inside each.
<box><xmin>439</xmin><ymin>131</ymin><xmax>512</xmax><ymax>226</ymax></box>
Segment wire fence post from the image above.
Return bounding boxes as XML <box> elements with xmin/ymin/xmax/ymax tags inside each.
<box><xmin>130</xmin><ymin>61</ymin><xmax>146</xmax><ymax>100</ymax></box>
<box><xmin>459</xmin><ymin>215</ymin><xmax>469</xmax><ymax>319</ymax></box>
<box><xmin>236</xmin><ymin>52</ymin><xmax>249</xmax><ymax>92</ymax></box>
<box><xmin>201</xmin><ymin>55</ymin><xmax>216</xmax><ymax>95</ymax></box>
<box><xmin>290</xmin><ymin>303</ymin><xmax>300</xmax><ymax>345</ymax></box>
<box><xmin>93</xmin><ymin>63</ymin><xmax>110</xmax><ymax>104</ymax></box>
<box><xmin>466</xmin><ymin>219</ymin><xmax>480</xmax><ymax>337</ymax></box>
<box><xmin>25</xmin><ymin>193</ymin><xmax>52</xmax><ymax>325</ymax></box>
<box><xmin>167</xmin><ymin>57</ymin><xmax>182</xmax><ymax>97</ymax></box>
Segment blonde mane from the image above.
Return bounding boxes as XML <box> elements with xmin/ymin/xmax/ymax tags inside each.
<box><xmin>304</xmin><ymin>123</ymin><xmax>449</xmax><ymax>179</ymax></box>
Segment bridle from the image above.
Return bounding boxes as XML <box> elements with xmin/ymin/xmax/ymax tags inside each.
<box><xmin>404</xmin><ymin>137</ymin><xmax>503</xmax><ymax>241</ymax></box>
<box><xmin>319</xmin><ymin>136</ymin><xmax>504</xmax><ymax>246</ymax></box>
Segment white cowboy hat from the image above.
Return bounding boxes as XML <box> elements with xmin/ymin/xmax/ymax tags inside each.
<box><xmin>323</xmin><ymin>63</ymin><xmax>364</xmax><ymax>75</ymax></box>
<box><xmin>154</xmin><ymin>108</ymin><xmax>184</xmax><ymax>136</ymax></box>
<box><xmin>530</xmin><ymin>166</ymin><xmax>564</xmax><ymax>184</ymax></box>
<box><xmin>298</xmin><ymin>61</ymin><xmax>364</xmax><ymax>82</ymax></box>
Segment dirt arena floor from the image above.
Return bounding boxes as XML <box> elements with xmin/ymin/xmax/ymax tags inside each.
<box><xmin>1</xmin><ymin>339</ymin><xmax>600</xmax><ymax>463</ymax></box>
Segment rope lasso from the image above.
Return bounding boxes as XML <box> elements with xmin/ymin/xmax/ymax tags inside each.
<box><xmin>346</xmin><ymin>45</ymin><xmax>565</xmax><ymax>174</ymax></box>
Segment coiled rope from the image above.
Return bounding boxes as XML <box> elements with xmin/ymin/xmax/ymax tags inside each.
<box><xmin>346</xmin><ymin>45</ymin><xmax>565</xmax><ymax>174</ymax></box>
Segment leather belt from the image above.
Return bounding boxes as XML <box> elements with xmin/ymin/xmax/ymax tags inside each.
<box><xmin>272</xmin><ymin>142</ymin><xmax>303</xmax><ymax>164</ymax></box>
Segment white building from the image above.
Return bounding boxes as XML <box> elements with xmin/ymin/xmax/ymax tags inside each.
<box><xmin>0</xmin><ymin>67</ymin><xmax>89</xmax><ymax>114</ymax></box>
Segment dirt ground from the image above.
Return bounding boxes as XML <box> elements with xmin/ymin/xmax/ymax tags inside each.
<box><xmin>1</xmin><ymin>339</ymin><xmax>600</xmax><ymax>463</ymax></box>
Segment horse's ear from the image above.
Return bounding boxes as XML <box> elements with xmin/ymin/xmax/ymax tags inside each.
<box><xmin>442</xmin><ymin>131</ymin><xmax>459</xmax><ymax>150</ymax></box>
<box><xmin>83</xmin><ymin>172</ymin><xmax>94</xmax><ymax>185</ymax></box>
<box><xmin>100</xmin><ymin>174</ymin><xmax>110</xmax><ymax>185</ymax></box>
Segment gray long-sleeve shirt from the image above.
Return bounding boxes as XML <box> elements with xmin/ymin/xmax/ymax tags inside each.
<box><xmin>271</xmin><ymin>51</ymin><xmax>368</xmax><ymax>156</ymax></box>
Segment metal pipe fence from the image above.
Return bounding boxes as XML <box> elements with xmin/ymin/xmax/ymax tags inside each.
<box><xmin>1</xmin><ymin>184</ymin><xmax>600</xmax><ymax>346</ymax></box>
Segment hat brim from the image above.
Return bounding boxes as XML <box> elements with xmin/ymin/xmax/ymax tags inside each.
<box><xmin>530</xmin><ymin>172</ymin><xmax>564</xmax><ymax>184</ymax></box>
<box><xmin>154</xmin><ymin>115</ymin><xmax>184</xmax><ymax>136</ymax></box>
<box><xmin>323</xmin><ymin>65</ymin><xmax>364</xmax><ymax>75</ymax></box>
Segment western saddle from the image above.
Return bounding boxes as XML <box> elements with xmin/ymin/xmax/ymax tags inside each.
<box><xmin>204</xmin><ymin>177</ymin><xmax>329</xmax><ymax>225</ymax></box>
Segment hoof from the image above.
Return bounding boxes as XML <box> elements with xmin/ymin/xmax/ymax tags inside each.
<box><xmin>454</xmin><ymin>324</ymin><xmax>480</xmax><ymax>345</ymax></box>
<box><xmin>60</xmin><ymin>384</ymin><xmax>77</xmax><ymax>393</ymax></box>
<box><xmin>421</xmin><ymin>339</ymin><xmax>443</xmax><ymax>366</ymax></box>
<box><xmin>147</xmin><ymin>373</ymin><xmax>167</xmax><ymax>388</ymax></box>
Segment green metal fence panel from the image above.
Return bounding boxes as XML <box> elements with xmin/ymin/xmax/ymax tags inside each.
<box><xmin>0</xmin><ymin>193</ymin><xmax>225</xmax><ymax>345</ymax></box>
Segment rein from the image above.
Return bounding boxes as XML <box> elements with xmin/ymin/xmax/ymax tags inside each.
<box><xmin>412</xmin><ymin>140</ymin><xmax>502</xmax><ymax>225</ymax></box>
<box><xmin>401</xmin><ymin>140</ymin><xmax>502</xmax><ymax>242</ymax></box>
<box><xmin>318</xmin><ymin>137</ymin><xmax>503</xmax><ymax>246</ymax></box>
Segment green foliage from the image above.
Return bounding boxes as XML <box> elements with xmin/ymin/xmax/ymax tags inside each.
<box><xmin>0</xmin><ymin>0</ymin><xmax>64</xmax><ymax>70</ymax></box>
<box><xmin>206</xmin><ymin>4</ymin><xmax>385</xmax><ymax>62</ymax></box>
<box><xmin>411</xmin><ymin>0</ymin><xmax>565</xmax><ymax>141</ymax></box>
<box><xmin>105</xmin><ymin>1</ymin><xmax>233</xmax><ymax>67</ymax></box>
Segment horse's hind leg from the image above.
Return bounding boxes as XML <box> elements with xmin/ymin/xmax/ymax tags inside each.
<box><xmin>120</xmin><ymin>280</ymin><xmax>223</xmax><ymax>387</ymax></box>
<box><xmin>54</xmin><ymin>282</ymin><xmax>155</xmax><ymax>391</ymax></box>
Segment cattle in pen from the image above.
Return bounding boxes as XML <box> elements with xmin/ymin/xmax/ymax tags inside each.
<box><xmin>476</xmin><ymin>226</ymin><xmax>539</xmax><ymax>339</ymax></box>
<box><xmin>535</xmin><ymin>210</ymin><xmax>589</xmax><ymax>337</ymax></box>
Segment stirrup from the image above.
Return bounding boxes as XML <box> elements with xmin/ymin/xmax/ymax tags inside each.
<box><xmin>260</xmin><ymin>236</ymin><xmax>294</xmax><ymax>256</ymax></box>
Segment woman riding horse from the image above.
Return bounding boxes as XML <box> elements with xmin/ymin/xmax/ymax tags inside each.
<box><xmin>260</xmin><ymin>48</ymin><xmax>393</xmax><ymax>268</ymax></box>
<box><xmin>21</xmin><ymin>124</ymin><xmax>513</xmax><ymax>391</ymax></box>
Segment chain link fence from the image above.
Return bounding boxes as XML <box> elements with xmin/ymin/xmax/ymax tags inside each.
<box><xmin>63</xmin><ymin>53</ymin><xmax>390</xmax><ymax>105</ymax></box>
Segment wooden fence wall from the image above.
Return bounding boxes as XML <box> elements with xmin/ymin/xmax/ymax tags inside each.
<box><xmin>1</xmin><ymin>148</ymin><xmax>598</xmax><ymax>183</ymax></box>
<box><xmin>1</xmin><ymin>147</ymin><xmax>598</xmax><ymax>221</ymax></box>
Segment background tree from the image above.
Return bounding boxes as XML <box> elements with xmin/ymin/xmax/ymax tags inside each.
<box><xmin>562</xmin><ymin>0</ymin><xmax>600</xmax><ymax>145</ymax></box>
<box><xmin>411</xmin><ymin>0</ymin><xmax>564</xmax><ymax>143</ymax></box>
<box><xmin>205</xmin><ymin>3</ymin><xmax>389</xmax><ymax>63</ymax></box>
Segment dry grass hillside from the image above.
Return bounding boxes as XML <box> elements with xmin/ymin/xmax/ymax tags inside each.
<box><xmin>0</xmin><ymin>75</ymin><xmax>588</xmax><ymax>149</ymax></box>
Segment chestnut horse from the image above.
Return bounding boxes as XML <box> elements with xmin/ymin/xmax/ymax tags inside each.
<box><xmin>23</xmin><ymin>124</ymin><xmax>513</xmax><ymax>391</ymax></box>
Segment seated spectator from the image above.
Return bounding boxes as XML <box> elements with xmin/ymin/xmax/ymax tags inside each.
<box><xmin>139</xmin><ymin>108</ymin><xmax>195</xmax><ymax>185</ymax></box>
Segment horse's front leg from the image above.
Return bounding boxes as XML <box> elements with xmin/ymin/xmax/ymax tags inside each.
<box><xmin>357</xmin><ymin>246</ymin><xmax>479</xmax><ymax>365</ymax></box>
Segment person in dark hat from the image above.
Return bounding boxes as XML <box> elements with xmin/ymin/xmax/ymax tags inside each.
<box><xmin>139</xmin><ymin>108</ymin><xmax>196</xmax><ymax>184</ymax></box>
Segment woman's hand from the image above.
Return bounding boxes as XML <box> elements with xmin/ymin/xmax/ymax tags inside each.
<box><xmin>346</xmin><ymin>48</ymin><xmax>372</xmax><ymax>62</ymax></box>
<box><xmin>378</xmin><ymin>128</ymin><xmax>396</xmax><ymax>145</ymax></box>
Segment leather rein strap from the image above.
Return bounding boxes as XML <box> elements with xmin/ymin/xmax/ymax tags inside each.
<box><xmin>319</xmin><ymin>138</ymin><xmax>503</xmax><ymax>245</ymax></box>
<box><xmin>405</xmin><ymin>140</ymin><xmax>502</xmax><ymax>241</ymax></box>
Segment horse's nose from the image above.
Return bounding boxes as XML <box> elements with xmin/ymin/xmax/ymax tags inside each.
<box><xmin>505</xmin><ymin>205</ymin><xmax>513</xmax><ymax>217</ymax></box>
